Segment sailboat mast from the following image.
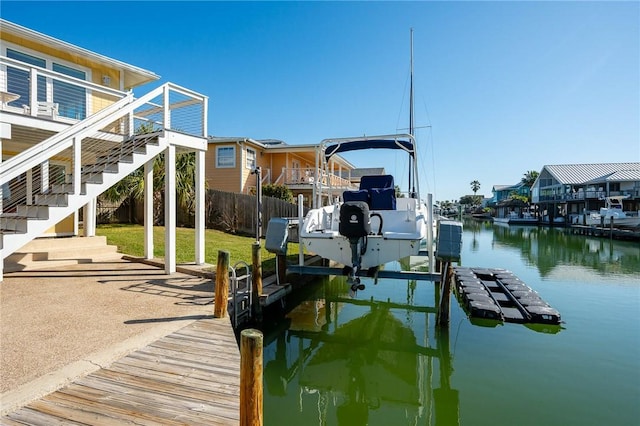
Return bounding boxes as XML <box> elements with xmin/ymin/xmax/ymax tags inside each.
<box><xmin>409</xmin><ymin>28</ymin><xmax>416</xmax><ymax>196</ymax></box>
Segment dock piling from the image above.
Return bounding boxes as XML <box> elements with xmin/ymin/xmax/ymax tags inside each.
<box><xmin>252</xmin><ymin>242</ymin><xmax>263</xmax><ymax>319</ymax></box>
<box><xmin>240</xmin><ymin>328</ymin><xmax>264</xmax><ymax>426</ymax></box>
<box><xmin>214</xmin><ymin>250</ymin><xmax>230</xmax><ymax>318</ymax></box>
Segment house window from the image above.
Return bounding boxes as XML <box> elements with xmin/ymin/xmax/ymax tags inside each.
<box><xmin>216</xmin><ymin>146</ymin><xmax>235</xmax><ymax>168</ymax></box>
<box><xmin>5</xmin><ymin>48</ymin><xmax>47</xmax><ymax>108</ymax></box>
<box><xmin>4</xmin><ymin>46</ymin><xmax>89</xmax><ymax>119</ymax></box>
<box><xmin>52</xmin><ymin>63</ymin><xmax>86</xmax><ymax>119</ymax></box>
<box><xmin>246</xmin><ymin>148</ymin><xmax>256</xmax><ymax>169</ymax></box>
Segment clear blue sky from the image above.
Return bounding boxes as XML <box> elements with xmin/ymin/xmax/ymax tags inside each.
<box><xmin>3</xmin><ymin>1</ymin><xmax>639</xmax><ymax>202</ymax></box>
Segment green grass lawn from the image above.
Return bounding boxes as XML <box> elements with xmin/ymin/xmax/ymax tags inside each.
<box><xmin>96</xmin><ymin>224</ymin><xmax>302</xmax><ymax>274</ymax></box>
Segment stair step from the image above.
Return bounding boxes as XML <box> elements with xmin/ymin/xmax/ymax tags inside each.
<box><xmin>16</xmin><ymin>205</ymin><xmax>49</xmax><ymax>219</ymax></box>
<box><xmin>4</xmin><ymin>236</ymin><xmax>122</xmax><ymax>273</ymax></box>
<box><xmin>0</xmin><ymin>216</ymin><xmax>29</xmax><ymax>233</ymax></box>
<box><xmin>83</xmin><ymin>163</ymin><xmax>119</xmax><ymax>174</ymax></box>
<box><xmin>34</xmin><ymin>193</ymin><xmax>68</xmax><ymax>207</ymax></box>
<box><xmin>96</xmin><ymin>153</ymin><xmax>134</xmax><ymax>164</ymax></box>
<box><xmin>18</xmin><ymin>235</ymin><xmax>110</xmax><ymax>251</ymax></box>
<box><xmin>81</xmin><ymin>173</ymin><xmax>103</xmax><ymax>184</ymax></box>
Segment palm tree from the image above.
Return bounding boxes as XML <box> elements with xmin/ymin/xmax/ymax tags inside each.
<box><xmin>521</xmin><ymin>170</ymin><xmax>539</xmax><ymax>188</ymax></box>
<box><xmin>102</xmin><ymin>123</ymin><xmax>199</xmax><ymax>224</ymax></box>
<box><xmin>470</xmin><ymin>180</ymin><xmax>481</xmax><ymax>195</ymax></box>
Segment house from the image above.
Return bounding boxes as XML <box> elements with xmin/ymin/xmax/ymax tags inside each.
<box><xmin>490</xmin><ymin>182</ymin><xmax>531</xmax><ymax>205</ymax></box>
<box><xmin>530</xmin><ymin>162</ymin><xmax>640</xmax><ymax>223</ymax></box>
<box><xmin>0</xmin><ymin>19</ymin><xmax>208</xmax><ymax>279</ymax></box>
<box><xmin>206</xmin><ymin>136</ymin><xmax>357</xmax><ymax>207</ymax></box>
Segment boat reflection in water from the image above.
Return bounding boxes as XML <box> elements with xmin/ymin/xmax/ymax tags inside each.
<box><xmin>263</xmin><ymin>275</ymin><xmax>459</xmax><ymax>425</ymax></box>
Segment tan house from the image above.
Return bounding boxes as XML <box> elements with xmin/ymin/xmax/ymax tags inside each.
<box><xmin>206</xmin><ymin>137</ymin><xmax>357</xmax><ymax>207</ymax></box>
<box><xmin>1</xmin><ymin>19</ymin><xmax>209</xmax><ymax>279</ymax></box>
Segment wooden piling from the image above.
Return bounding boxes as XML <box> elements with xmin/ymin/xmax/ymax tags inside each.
<box><xmin>437</xmin><ymin>261</ymin><xmax>453</xmax><ymax>327</ymax></box>
<box><xmin>240</xmin><ymin>328</ymin><xmax>263</xmax><ymax>426</ymax></box>
<box><xmin>252</xmin><ymin>242</ymin><xmax>263</xmax><ymax>319</ymax></box>
<box><xmin>276</xmin><ymin>253</ymin><xmax>287</xmax><ymax>285</ymax></box>
<box><xmin>214</xmin><ymin>250</ymin><xmax>230</xmax><ymax>318</ymax></box>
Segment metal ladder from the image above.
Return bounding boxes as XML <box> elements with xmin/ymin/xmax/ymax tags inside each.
<box><xmin>229</xmin><ymin>261</ymin><xmax>252</xmax><ymax>327</ymax></box>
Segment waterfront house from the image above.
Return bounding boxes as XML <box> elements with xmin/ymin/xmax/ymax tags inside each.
<box><xmin>206</xmin><ymin>136</ymin><xmax>356</xmax><ymax>207</ymax></box>
<box><xmin>530</xmin><ymin>162</ymin><xmax>640</xmax><ymax>224</ymax></box>
<box><xmin>0</xmin><ymin>19</ymin><xmax>208</xmax><ymax>279</ymax></box>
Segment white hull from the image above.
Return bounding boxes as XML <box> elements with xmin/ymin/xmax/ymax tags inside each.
<box><xmin>584</xmin><ymin>214</ymin><xmax>640</xmax><ymax>228</ymax></box>
<box><xmin>301</xmin><ymin>197</ymin><xmax>428</xmax><ymax>269</ymax></box>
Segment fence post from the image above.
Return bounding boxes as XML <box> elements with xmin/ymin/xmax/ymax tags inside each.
<box><xmin>240</xmin><ymin>328</ymin><xmax>263</xmax><ymax>426</ymax></box>
<box><xmin>214</xmin><ymin>250</ymin><xmax>230</xmax><ymax>318</ymax></box>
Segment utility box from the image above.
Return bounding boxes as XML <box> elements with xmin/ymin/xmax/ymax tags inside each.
<box><xmin>437</xmin><ymin>220</ymin><xmax>463</xmax><ymax>261</ymax></box>
<box><xmin>265</xmin><ymin>217</ymin><xmax>289</xmax><ymax>255</ymax></box>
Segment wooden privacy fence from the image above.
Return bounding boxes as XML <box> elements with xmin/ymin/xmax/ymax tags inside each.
<box><xmin>97</xmin><ymin>189</ymin><xmax>304</xmax><ymax>238</ymax></box>
<box><xmin>205</xmin><ymin>189</ymin><xmax>302</xmax><ymax>237</ymax></box>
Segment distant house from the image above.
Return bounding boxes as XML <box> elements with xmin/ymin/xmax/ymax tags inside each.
<box><xmin>490</xmin><ymin>182</ymin><xmax>531</xmax><ymax>205</ymax></box>
<box><xmin>341</xmin><ymin>167</ymin><xmax>386</xmax><ymax>186</ymax></box>
<box><xmin>530</xmin><ymin>162</ymin><xmax>640</xmax><ymax>222</ymax></box>
<box><xmin>206</xmin><ymin>137</ymin><xmax>356</xmax><ymax>207</ymax></box>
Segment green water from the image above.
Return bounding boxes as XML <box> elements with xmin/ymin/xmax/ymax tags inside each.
<box><xmin>261</xmin><ymin>220</ymin><xmax>640</xmax><ymax>425</ymax></box>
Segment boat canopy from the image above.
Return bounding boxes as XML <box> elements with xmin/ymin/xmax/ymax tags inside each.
<box><xmin>323</xmin><ymin>136</ymin><xmax>415</xmax><ymax>162</ymax></box>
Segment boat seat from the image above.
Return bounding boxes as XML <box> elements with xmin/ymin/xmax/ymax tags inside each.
<box><xmin>370</xmin><ymin>187</ymin><xmax>396</xmax><ymax>210</ymax></box>
<box><xmin>359</xmin><ymin>174</ymin><xmax>394</xmax><ymax>191</ymax></box>
<box><xmin>343</xmin><ymin>189</ymin><xmax>369</xmax><ymax>204</ymax></box>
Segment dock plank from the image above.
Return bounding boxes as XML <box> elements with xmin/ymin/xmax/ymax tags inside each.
<box><xmin>1</xmin><ymin>318</ymin><xmax>240</xmax><ymax>425</ymax></box>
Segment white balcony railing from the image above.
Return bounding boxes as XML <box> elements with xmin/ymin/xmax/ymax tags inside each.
<box><xmin>0</xmin><ymin>55</ymin><xmax>129</xmax><ymax>122</ymax></box>
<box><xmin>276</xmin><ymin>167</ymin><xmax>355</xmax><ymax>189</ymax></box>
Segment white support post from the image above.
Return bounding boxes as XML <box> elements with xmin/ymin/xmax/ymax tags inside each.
<box><xmin>298</xmin><ymin>194</ymin><xmax>304</xmax><ymax>267</ymax></box>
<box><xmin>427</xmin><ymin>193</ymin><xmax>434</xmax><ymax>278</ymax></box>
<box><xmin>40</xmin><ymin>161</ymin><xmax>49</xmax><ymax>193</ymax></box>
<box><xmin>164</xmin><ymin>144</ymin><xmax>176</xmax><ymax>274</ymax></box>
<box><xmin>73</xmin><ymin>136</ymin><xmax>81</xmax><ymax>197</ymax></box>
<box><xmin>144</xmin><ymin>158</ymin><xmax>154</xmax><ymax>259</ymax></box>
<box><xmin>83</xmin><ymin>198</ymin><xmax>96</xmax><ymax>237</ymax></box>
<box><xmin>29</xmin><ymin>69</ymin><xmax>37</xmax><ymax>116</ymax></box>
<box><xmin>195</xmin><ymin>150</ymin><xmax>205</xmax><ymax>265</ymax></box>
<box><xmin>163</xmin><ymin>85</ymin><xmax>171</xmax><ymax>130</ymax></box>
<box><xmin>26</xmin><ymin>169</ymin><xmax>32</xmax><ymax>205</ymax></box>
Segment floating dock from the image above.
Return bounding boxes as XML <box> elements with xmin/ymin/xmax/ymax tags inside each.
<box><xmin>453</xmin><ymin>267</ymin><xmax>561</xmax><ymax>325</ymax></box>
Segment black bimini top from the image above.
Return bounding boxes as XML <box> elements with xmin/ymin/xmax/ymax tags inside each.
<box><xmin>323</xmin><ymin>137</ymin><xmax>415</xmax><ymax>162</ymax></box>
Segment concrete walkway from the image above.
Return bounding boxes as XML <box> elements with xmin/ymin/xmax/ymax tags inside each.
<box><xmin>0</xmin><ymin>258</ymin><xmax>222</xmax><ymax>415</ymax></box>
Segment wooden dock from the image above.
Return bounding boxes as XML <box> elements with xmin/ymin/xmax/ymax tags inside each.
<box><xmin>1</xmin><ymin>318</ymin><xmax>240</xmax><ymax>425</ymax></box>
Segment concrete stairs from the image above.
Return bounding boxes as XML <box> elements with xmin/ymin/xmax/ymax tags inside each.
<box><xmin>4</xmin><ymin>236</ymin><xmax>121</xmax><ymax>273</ymax></box>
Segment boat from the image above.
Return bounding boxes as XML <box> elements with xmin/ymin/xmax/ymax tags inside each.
<box><xmin>584</xmin><ymin>196</ymin><xmax>640</xmax><ymax>228</ymax></box>
<box><xmin>299</xmin><ymin>134</ymin><xmax>430</xmax><ymax>287</ymax></box>
<box><xmin>493</xmin><ymin>210</ymin><xmax>539</xmax><ymax>225</ymax></box>
<box><xmin>300</xmin><ymin>30</ymin><xmax>432</xmax><ymax>289</ymax></box>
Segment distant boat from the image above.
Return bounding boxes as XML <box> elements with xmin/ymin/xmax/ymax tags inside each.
<box><xmin>493</xmin><ymin>210</ymin><xmax>539</xmax><ymax>225</ymax></box>
<box><xmin>584</xmin><ymin>196</ymin><xmax>640</xmax><ymax>229</ymax></box>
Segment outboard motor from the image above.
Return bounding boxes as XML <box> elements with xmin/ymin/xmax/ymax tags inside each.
<box><xmin>339</xmin><ymin>201</ymin><xmax>370</xmax><ymax>290</ymax></box>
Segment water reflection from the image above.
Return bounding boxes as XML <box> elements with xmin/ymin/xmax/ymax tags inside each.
<box><xmin>487</xmin><ymin>221</ymin><xmax>640</xmax><ymax>276</ymax></box>
<box><xmin>263</xmin><ymin>276</ymin><xmax>459</xmax><ymax>425</ymax></box>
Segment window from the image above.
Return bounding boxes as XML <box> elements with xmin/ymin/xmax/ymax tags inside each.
<box><xmin>4</xmin><ymin>46</ymin><xmax>88</xmax><ymax>119</ymax></box>
<box><xmin>246</xmin><ymin>148</ymin><xmax>256</xmax><ymax>169</ymax></box>
<box><xmin>216</xmin><ymin>146</ymin><xmax>235</xmax><ymax>168</ymax></box>
<box><xmin>6</xmin><ymin>49</ymin><xmax>46</xmax><ymax>108</ymax></box>
<box><xmin>52</xmin><ymin>63</ymin><xmax>86</xmax><ymax>119</ymax></box>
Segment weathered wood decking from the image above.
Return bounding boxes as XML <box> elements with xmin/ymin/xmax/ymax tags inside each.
<box><xmin>1</xmin><ymin>318</ymin><xmax>240</xmax><ymax>425</ymax></box>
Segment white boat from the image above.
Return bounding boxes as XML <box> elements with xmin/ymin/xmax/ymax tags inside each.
<box><xmin>493</xmin><ymin>211</ymin><xmax>539</xmax><ymax>225</ymax></box>
<box><xmin>300</xmin><ymin>134</ymin><xmax>430</xmax><ymax>285</ymax></box>
<box><xmin>584</xmin><ymin>196</ymin><xmax>640</xmax><ymax>228</ymax></box>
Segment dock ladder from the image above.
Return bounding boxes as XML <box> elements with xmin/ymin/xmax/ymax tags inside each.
<box><xmin>229</xmin><ymin>261</ymin><xmax>252</xmax><ymax>327</ymax></box>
